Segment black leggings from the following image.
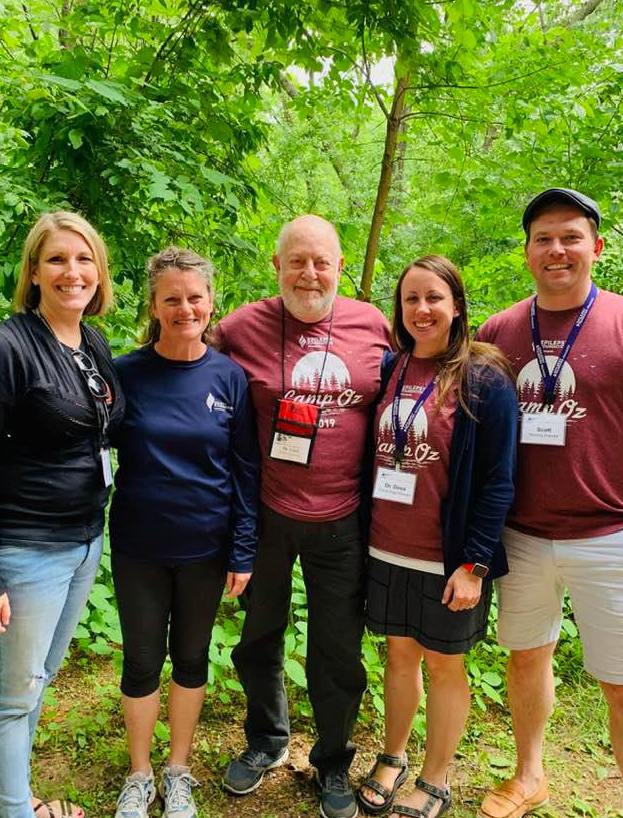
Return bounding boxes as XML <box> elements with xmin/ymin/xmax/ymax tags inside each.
<box><xmin>112</xmin><ymin>550</ymin><xmax>227</xmax><ymax>697</ymax></box>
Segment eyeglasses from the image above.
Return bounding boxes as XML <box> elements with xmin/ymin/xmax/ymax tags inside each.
<box><xmin>71</xmin><ymin>350</ymin><xmax>110</xmax><ymax>401</ymax></box>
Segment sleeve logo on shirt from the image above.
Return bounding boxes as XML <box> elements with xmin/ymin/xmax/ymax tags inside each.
<box><xmin>206</xmin><ymin>392</ymin><xmax>233</xmax><ymax>413</ymax></box>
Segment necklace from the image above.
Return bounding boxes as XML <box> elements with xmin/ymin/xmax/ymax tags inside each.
<box><xmin>34</xmin><ymin>307</ymin><xmax>81</xmax><ymax>351</ymax></box>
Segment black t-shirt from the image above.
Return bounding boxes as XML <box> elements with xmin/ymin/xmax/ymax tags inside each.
<box><xmin>0</xmin><ymin>311</ymin><xmax>124</xmax><ymax>560</ymax></box>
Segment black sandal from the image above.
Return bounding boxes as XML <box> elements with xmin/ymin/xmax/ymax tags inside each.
<box><xmin>33</xmin><ymin>801</ymin><xmax>86</xmax><ymax>818</ymax></box>
<box><xmin>357</xmin><ymin>752</ymin><xmax>408</xmax><ymax>815</ymax></box>
<box><xmin>391</xmin><ymin>776</ymin><xmax>452</xmax><ymax>818</ymax></box>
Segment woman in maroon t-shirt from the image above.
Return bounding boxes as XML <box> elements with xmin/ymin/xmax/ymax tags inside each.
<box><xmin>358</xmin><ymin>255</ymin><xmax>517</xmax><ymax>818</ymax></box>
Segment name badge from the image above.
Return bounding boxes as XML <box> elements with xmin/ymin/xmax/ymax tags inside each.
<box><xmin>372</xmin><ymin>466</ymin><xmax>416</xmax><ymax>505</ymax></box>
<box><xmin>520</xmin><ymin>412</ymin><xmax>566</xmax><ymax>446</ymax></box>
<box><xmin>269</xmin><ymin>398</ymin><xmax>320</xmax><ymax>467</ymax></box>
<box><xmin>101</xmin><ymin>447</ymin><xmax>113</xmax><ymax>486</ymax></box>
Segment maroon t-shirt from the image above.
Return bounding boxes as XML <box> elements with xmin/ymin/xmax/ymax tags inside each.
<box><xmin>215</xmin><ymin>296</ymin><xmax>391</xmax><ymax>521</ymax></box>
<box><xmin>478</xmin><ymin>289</ymin><xmax>623</xmax><ymax>539</ymax></box>
<box><xmin>370</xmin><ymin>355</ymin><xmax>456</xmax><ymax>561</ymax></box>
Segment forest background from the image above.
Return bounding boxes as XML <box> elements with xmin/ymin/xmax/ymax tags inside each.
<box><xmin>1</xmin><ymin>0</ymin><xmax>623</xmax><ymax>816</ymax></box>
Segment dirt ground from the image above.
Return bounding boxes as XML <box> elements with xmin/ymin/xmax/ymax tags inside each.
<box><xmin>31</xmin><ymin>657</ymin><xmax>622</xmax><ymax>818</ymax></box>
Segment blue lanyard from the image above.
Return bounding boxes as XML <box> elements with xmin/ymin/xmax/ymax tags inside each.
<box><xmin>391</xmin><ymin>351</ymin><xmax>437</xmax><ymax>465</ymax></box>
<box><xmin>530</xmin><ymin>282</ymin><xmax>597</xmax><ymax>405</ymax></box>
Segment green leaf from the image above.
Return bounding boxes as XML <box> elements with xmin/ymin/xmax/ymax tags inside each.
<box><xmin>38</xmin><ymin>74</ymin><xmax>81</xmax><ymax>91</ymax></box>
<box><xmin>68</xmin><ymin>129</ymin><xmax>83</xmax><ymax>149</ymax></box>
<box><xmin>84</xmin><ymin>79</ymin><xmax>129</xmax><ymax>105</ymax></box>
<box><xmin>481</xmin><ymin>682</ymin><xmax>504</xmax><ymax>704</ymax></box>
<box><xmin>468</xmin><ymin>661</ymin><xmax>481</xmax><ymax>679</ymax></box>
<box><xmin>291</xmin><ymin>592</ymin><xmax>307</xmax><ymax>605</ymax></box>
<box><xmin>154</xmin><ymin>720</ymin><xmax>170</xmax><ymax>741</ymax></box>
<box><xmin>488</xmin><ymin>755</ymin><xmax>511</xmax><ymax>768</ymax></box>
<box><xmin>148</xmin><ymin>180</ymin><xmax>175</xmax><ymax>201</ymax></box>
<box><xmin>200</xmin><ymin>167</ymin><xmax>239</xmax><ymax>187</ymax></box>
<box><xmin>461</xmin><ymin>28</ymin><xmax>478</xmax><ymax>50</ymax></box>
<box><xmin>89</xmin><ymin>639</ymin><xmax>113</xmax><ymax>655</ymax></box>
<box><xmin>481</xmin><ymin>671</ymin><xmax>502</xmax><ymax>687</ymax></box>
<box><xmin>284</xmin><ymin>658</ymin><xmax>306</xmax><ymax>687</ymax></box>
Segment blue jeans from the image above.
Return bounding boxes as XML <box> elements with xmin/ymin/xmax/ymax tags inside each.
<box><xmin>0</xmin><ymin>536</ymin><xmax>103</xmax><ymax>818</ymax></box>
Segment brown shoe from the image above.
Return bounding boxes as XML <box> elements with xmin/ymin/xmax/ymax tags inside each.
<box><xmin>477</xmin><ymin>778</ymin><xmax>549</xmax><ymax>818</ymax></box>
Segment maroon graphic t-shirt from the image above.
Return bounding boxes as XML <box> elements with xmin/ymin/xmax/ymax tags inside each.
<box><xmin>215</xmin><ymin>295</ymin><xmax>391</xmax><ymax>522</ymax></box>
<box><xmin>478</xmin><ymin>289</ymin><xmax>623</xmax><ymax>539</ymax></box>
<box><xmin>370</xmin><ymin>354</ymin><xmax>457</xmax><ymax>562</ymax></box>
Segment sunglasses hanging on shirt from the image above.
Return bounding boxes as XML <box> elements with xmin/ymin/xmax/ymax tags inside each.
<box><xmin>35</xmin><ymin>309</ymin><xmax>114</xmax><ymax>487</ymax></box>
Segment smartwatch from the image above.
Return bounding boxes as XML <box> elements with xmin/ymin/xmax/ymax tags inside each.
<box><xmin>461</xmin><ymin>562</ymin><xmax>489</xmax><ymax>578</ymax></box>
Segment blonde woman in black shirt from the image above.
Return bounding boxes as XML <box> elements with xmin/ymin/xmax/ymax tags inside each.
<box><xmin>0</xmin><ymin>212</ymin><xmax>124</xmax><ymax>818</ymax></box>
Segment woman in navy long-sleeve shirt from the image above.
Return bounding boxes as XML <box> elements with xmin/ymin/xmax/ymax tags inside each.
<box><xmin>110</xmin><ymin>247</ymin><xmax>259</xmax><ymax>818</ymax></box>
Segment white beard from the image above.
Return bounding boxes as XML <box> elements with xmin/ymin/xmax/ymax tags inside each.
<box><xmin>280</xmin><ymin>274</ymin><xmax>339</xmax><ymax>324</ymax></box>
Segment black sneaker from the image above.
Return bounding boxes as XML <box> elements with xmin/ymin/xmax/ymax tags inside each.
<box><xmin>315</xmin><ymin>769</ymin><xmax>358</xmax><ymax>818</ymax></box>
<box><xmin>222</xmin><ymin>746</ymin><xmax>289</xmax><ymax>795</ymax></box>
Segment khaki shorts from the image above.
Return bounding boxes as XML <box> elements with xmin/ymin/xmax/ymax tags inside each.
<box><xmin>496</xmin><ymin>525</ymin><xmax>623</xmax><ymax>685</ymax></box>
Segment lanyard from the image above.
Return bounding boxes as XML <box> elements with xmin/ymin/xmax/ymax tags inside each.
<box><xmin>530</xmin><ymin>282</ymin><xmax>597</xmax><ymax>405</ymax></box>
<box><xmin>391</xmin><ymin>351</ymin><xmax>437</xmax><ymax>465</ymax></box>
<box><xmin>280</xmin><ymin>300</ymin><xmax>334</xmax><ymax>400</ymax></box>
<box><xmin>35</xmin><ymin>309</ymin><xmax>110</xmax><ymax>446</ymax></box>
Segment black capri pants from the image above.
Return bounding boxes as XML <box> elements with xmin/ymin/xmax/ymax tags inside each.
<box><xmin>111</xmin><ymin>550</ymin><xmax>228</xmax><ymax>698</ymax></box>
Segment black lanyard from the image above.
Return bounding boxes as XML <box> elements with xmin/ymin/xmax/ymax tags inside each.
<box><xmin>35</xmin><ymin>309</ymin><xmax>110</xmax><ymax>447</ymax></box>
<box><xmin>280</xmin><ymin>300</ymin><xmax>334</xmax><ymax>400</ymax></box>
<box><xmin>530</xmin><ymin>283</ymin><xmax>597</xmax><ymax>405</ymax></box>
<box><xmin>391</xmin><ymin>351</ymin><xmax>437</xmax><ymax>466</ymax></box>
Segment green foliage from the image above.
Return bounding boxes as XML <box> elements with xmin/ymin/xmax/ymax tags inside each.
<box><xmin>2</xmin><ymin>0</ymin><xmax>621</xmax><ymax>746</ymax></box>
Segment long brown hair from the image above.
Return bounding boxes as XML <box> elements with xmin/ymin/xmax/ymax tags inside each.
<box><xmin>391</xmin><ymin>254</ymin><xmax>515</xmax><ymax>412</ymax></box>
<box><xmin>142</xmin><ymin>246</ymin><xmax>214</xmax><ymax>346</ymax></box>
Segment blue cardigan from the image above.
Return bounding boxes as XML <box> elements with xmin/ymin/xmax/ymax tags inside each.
<box><xmin>377</xmin><ymin>352</ymin><xmax>518</xmax><ymax>580</ymax></box>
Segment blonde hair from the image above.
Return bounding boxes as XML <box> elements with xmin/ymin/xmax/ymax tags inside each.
<box><xmin>14</xmin><ymin>211</ymin><xmax>113</xmax><ymax>315</ymax></box>
<box><xmin>391</xmin><ymin>254</ymin><xmax>515</xmax><ymax>413</ymax></box>
<box><xmin>143</xmin><ymin>246</ymin><xmax>214</xmax><ymax>345</ymax></box>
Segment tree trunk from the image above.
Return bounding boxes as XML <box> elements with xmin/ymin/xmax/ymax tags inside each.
<box><xmin>389</xmin><ymin>105</ymin><xmax>410</xmax><ymax>208</ymax></box>
<box><xmin>358</xmin><ymin>73</ymin><xmax>410</xmax><ymax>301</ymax></box>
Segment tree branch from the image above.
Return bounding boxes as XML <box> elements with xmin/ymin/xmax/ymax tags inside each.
<box><xmin>563</xmin><ymin>0</ymin><xmax>604</xmax><ymax>26</ymax></box>
<box><xmin>402</xmin><ymin>110</ymin><xmax>502</xmax><ymax>125</ymax></box>
<box><xmin>361</xmin><ymin>34</ymin><xmax>389</xmax><ymax>118</ymax></box>
<box><xmin>143</xmin><ymin>0</ymin><xmax>204</xmax><ymax>86</ymax></box>
<box><xmin>403</xmin><ymin>62</ymin><xmax>567</xmax><ymax>93</ymax></box>
<box><xmin>21</xmin><ymin>3</ymin><xmax>38</xmax><ymax>40</ymax></box>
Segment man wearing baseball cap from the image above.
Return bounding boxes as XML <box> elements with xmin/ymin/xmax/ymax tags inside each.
<box><xmin>476</xmin><ymin>189</ymin><xmax>623</xmax><ymax>817</ymax></box>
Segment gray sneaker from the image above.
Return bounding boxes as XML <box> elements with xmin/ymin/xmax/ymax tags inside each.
<box><xmin>159</xmin><ymin>765</ymin><xmax>199</xmax><ymax>818</ymax></box>
<box><xmin>115</xmin><ymin>771</ymin><xmax>156</xmax><ymax>818</ymax></box>
<box><xmin>223</xmin><ymin>746</ymin><xmax>289</xmax><ymax>795</ymax></box>
<box><xmin>315</xmin><ymin>768</ymin><xmax>358</xmax><ymax>818</ymax></box>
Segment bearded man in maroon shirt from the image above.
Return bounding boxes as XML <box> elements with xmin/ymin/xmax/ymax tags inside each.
<box><xmin>476</xmin><ymin>189</ymin><xmax>623</xmax><ymax>818</ymax></box>
<box><xmin>215</xmin><ymin>215</ymin><xmax>391</xmax><ymax>818</ymax></box>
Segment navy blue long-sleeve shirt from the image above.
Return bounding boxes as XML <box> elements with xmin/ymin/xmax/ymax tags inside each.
<box><xmin>109</xmin><ymin>345</ymin><xmax>259</xmax><ymax>572</ymax></box>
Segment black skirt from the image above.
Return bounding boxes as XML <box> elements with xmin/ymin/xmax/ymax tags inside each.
<box><xmin>366</xmin><ymin>556</ymin><xmax>493</xmax><ymax>655</ymax></box>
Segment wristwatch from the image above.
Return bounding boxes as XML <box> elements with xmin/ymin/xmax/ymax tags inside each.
<box><xmin>461</xmin><ymin>562</ymin><xmax>489</xmax><ymax>578</ymax></box>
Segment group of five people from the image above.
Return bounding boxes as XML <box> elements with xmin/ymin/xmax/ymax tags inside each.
<box><xmin>0</xmin><ymin>187</ymin><xmax>621</xmax><ymax>818</ymax></box>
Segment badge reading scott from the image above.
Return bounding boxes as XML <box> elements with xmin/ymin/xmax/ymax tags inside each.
<box><xmin>269</xmin><ymin>398</ymin><xmax>321</xmax><ymax>467</ymax></box>
<box><xmin>520</xmin><ymin>412</ymin><xmax>566</xmax><ymax>446</ymax></box>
